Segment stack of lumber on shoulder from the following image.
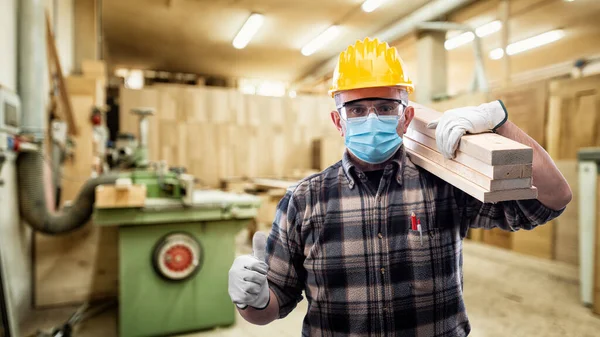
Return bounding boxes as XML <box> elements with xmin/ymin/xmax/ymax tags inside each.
<box><xmin>405</xmin><ymin>102</ymin><xmax>537</xmax><ymax>203</ymax></box>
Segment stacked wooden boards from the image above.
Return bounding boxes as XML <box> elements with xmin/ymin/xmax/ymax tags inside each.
<box><xmin>404</xmin><ymin>102</ymin><xmax>537</xmax><ymax>203</ymax></box>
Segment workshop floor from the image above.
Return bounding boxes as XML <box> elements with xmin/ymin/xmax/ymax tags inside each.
<box><xmin>23</xmin><ymin>240</ymin><xmax>600</xmax><ymax>337</ymax></box>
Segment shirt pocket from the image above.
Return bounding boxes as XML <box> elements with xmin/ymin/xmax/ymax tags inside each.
<box><xmin>407</xmin><ymin>227</ymin><xmax>459</xmax><ymax>295</ymax></box>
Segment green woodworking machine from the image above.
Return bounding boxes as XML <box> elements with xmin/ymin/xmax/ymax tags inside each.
<box><xmin>92</xmin><ymin>108</ymin><xmax>261</xmax><ymax>337</ymax></box>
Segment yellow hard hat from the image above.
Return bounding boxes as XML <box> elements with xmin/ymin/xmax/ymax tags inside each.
<box><xmin>329</xmin><ymin>37</ymin><xmax>414</xmax><ymax>97</ymax></box>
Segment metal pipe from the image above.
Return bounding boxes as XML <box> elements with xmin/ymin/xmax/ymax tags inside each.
<box><xmin>18</xmin><ymin>0</ymin><xmax>46</xmax><ymax>141</ymax></box>
<box><xmin>292</xmin><ymin>0</ymin><xmax>476</xmax><ymax>88</ymax></box>
<box><xmin>16</xmin><ymin>0</ymin><xmax>119</xmax><ymax>235</ymax></box>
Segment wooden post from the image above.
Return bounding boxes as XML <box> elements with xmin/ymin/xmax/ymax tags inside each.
<box><xmin>74</xmin><ymin>0</ymin><xmax>98</xmax><ymax>73</ymax></box>
<box><xmin>416</xmin><ymin>31</ymin><xmax>447</xmax><ymax>104</ymax></box>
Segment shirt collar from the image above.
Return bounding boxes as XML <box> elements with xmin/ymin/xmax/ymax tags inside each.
<box><xmin>342</xmin><ymin>145</ymin><xmax>406</xmax><ymax>189</ymax></box>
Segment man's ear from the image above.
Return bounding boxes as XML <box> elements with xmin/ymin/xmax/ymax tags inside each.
<box><xmin>330</xmin><ymin>110</ymin><xmax>344</xmax><ymax>136</ymax></box>
<box><xmin>402</xmin><ymin>106</ymin><xmax>415</xmax><ymax>133</ymax></box>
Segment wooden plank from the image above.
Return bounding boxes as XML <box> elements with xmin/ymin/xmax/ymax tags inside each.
<box><xmin>253</xmin><ymin>178</ymin><xmax>297</xmax><ymax>190</ymax></box>
<box><xmin>409</xmin><ymin>101</ymin><xmax>533</xmax><ymax>165</ymax></box>
<box><xmin>407</xmin><ymin>151</ymin><xmax>538</xmax><ymax>203</ymax></box>
<box><xmin>46</xmin><ymin>11</ymin><xmax>78</xmax><ymax>135</ymax></box>
<box><xmin>405</xmin><ymin>128</ymin><xmax>532</xmax><ymax>179</ymax></box>
<box><xmin>404</xmin><ymin>137</ymin><xmax>531</xmax><ymax>191</ymax></box>
<box><xmin>95</xmin><ymin>185</ymin><xmax>146</xmax><ymax>208</ymax></box>
<box><xmin>34</xmin><ymin>225</ymin><xmax>118</xmax><ymax>307</ymax></box>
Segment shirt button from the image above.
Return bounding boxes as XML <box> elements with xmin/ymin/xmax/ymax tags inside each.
<box><xmin>381</xmin><ymin>268</ymin><xmax>385</xmax><ymax>274</ymax></box>
<box><xmin>378</xmin><ymin>233</ymin><xmax>383</xmax><ymax>239</ymax></box>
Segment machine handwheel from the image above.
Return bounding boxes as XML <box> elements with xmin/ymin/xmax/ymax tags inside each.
<box><xmin>152</xmin><ymin>232</ymin><xmax>203</xmax><ymax>281</ymax></box>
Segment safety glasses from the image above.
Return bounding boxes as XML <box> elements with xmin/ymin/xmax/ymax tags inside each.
<box><xmin>337</xmin><ymin>98</ymin><xmax>406</xmax><ymax>124</ymax></box>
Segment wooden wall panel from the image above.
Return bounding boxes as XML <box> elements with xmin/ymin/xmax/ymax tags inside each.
<box><xmin>119</xmin><ymin>86</ymin><xmax>338</xmax><ymax>186</ymax></box>
<box><xmin>547</xmin><ymin>75</ymin><xmax>600</xmax><ymax>159</ymax></box>
<box><xmin>491</xmin><ymin>81</ymin><xmax>548</xmax><ymax>147</ymax></box>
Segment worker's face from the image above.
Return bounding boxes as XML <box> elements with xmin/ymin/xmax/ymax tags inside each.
<box><xmin>330</xmin><ymin>87</ymin><xmax>414</xmax><ymax>137</ymax></box>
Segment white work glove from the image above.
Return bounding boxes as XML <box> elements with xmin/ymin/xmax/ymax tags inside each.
<box><xmin>228</xmin><ymin>232</ymin><xmax>270</xmax><ymax>310</ymax></box>
<box><xmin>427</xmin><ymin>100</ymin><xmax>508</xmax><ymax>159</ymax></box>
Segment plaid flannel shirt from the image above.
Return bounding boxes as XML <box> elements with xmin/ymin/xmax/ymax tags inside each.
<box><xmin>266</xmin><ymin>146</ymin><xmax>563</xmax><ymax>337</ymax></box>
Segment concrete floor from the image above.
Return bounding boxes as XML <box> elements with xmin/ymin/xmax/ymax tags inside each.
<box><xmin>22</xmin><ymin>241</ymin><xmax>600</xmax><ymax>337</ymax></box>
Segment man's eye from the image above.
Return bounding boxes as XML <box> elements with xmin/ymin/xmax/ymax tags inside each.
<box><xmin>349</xmin><ymin>107</ymin><xmax>366</xmax><ymax>115</ymax></box>
<box><xmin>378</xmin><ymin>105</ymin><xmax>395</xmax><ymax>113</ymax></box>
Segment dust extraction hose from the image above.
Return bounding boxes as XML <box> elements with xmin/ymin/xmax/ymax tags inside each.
<box><xmin>17</xmin><ymin>152</ymin><xmax>119</xmax><ymax>235</ymax></box>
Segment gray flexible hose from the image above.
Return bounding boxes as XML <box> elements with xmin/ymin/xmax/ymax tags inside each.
<box><xmin>16</xmin><ymin>152</ymin><xmax>120</xmax><ymax>235</ymax></box>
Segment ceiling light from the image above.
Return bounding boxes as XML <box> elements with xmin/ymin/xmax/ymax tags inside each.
<box><xmin>444</xmin><ymin>32</ymin><xmax>474</xmax><ymax>50</ymax></box>
<box><xmin>301</xmin><ymin>26</ymin><xmax>340</xmax><ymax>56</ymax></box>
<box><xmin>506</xmin><ymin>29</ymin><xmax>565</xmax><ymax>55</ymax></box>
<box><xmin>361</xmin><ymin>0</ymin><xmax>387</xmax><ymax>13</ymax></box>
<box><xmin>444</xmin><ymin>20</ymin><xmax>503</xmax><ymax>50</ymax></box>
<box><xmin>489</xmin><ymin>48</ymin><xmax>505</xmax><ymax>60</ymax></box>
<box><xmin>124</xmin><ymin>70</ymin><xmax>144</xmax><ymax>89</ymax></box>
<box><xmin>489</xmin><ymin>29</ymin><xmax>565</xmax><ymax>59</ymax></box>
<box><xmin>232</xmin><ymin>13</ymin><xmax>265</xmax><ymax>49</ymax></box>
<box><xmin>475</xmin><ymin>20</ymin><xmax>502</xmax><ymax>37</ymax></box>
<box><xmin>288</xmin><ymin>90</ymin><xmax>297</xmax><ymax>98</ymax></box>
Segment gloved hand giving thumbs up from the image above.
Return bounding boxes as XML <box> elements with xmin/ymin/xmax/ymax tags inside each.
<box><xmin>228</xmin><ymin>232</ymin><xmax>270</xmax><ymax>310</ymax></box>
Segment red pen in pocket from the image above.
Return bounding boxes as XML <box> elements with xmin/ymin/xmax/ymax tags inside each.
<box><xmin>411</xmin><ymin>212</ymin><xmax>417</xmax><ymax>231</ymax></box>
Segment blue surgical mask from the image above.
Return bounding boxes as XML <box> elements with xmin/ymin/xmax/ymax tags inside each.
<box><xmin>344</xmin><ymin>114</ymin><xmax>403</xmax><ymax>164</ymax></box>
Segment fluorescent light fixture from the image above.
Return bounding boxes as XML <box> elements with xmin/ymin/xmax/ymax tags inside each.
<box><xmin>361</xmin><ymin>0</ymin><xmax>387</xmax><ymax>13</ymax></box>
<box><xmin>301</xmin><ymin>26</ymin><xmax>340</xmax><ymax>56</ymax></box>
<box><xmin>506</xmin><ymin>29</ymin><xmax>565</xmax><ymax>55</ymax></box>
<box><xmin>475</xmin><ymin>20</ymin><xmax>502</xmax><ymax>37</ymax></box>
<box><xmin>444</xmin><ymin>32</ymin><xmax>474</xmax><ymax>50</ymax></box>
<box><xmin>489</xmin><ymin>48</ymin><xmax>505</xmax><ymax>60</ymax></box>
<box><xmin>489</xmin><ymin>29</ymin><xmax>565</xmax><ymax>59</ymax></box>
<box><xmin>445</xmin><ymin>20</ymin><xmax>503</xmax><ymax>50</ymax></box>
<box><xmin>232</xmin><ymin>13</ymin><xmax>265</xmax><ymax>49</ymax></box>
<box><xmin>124</xmin><ymin>70</ymin><xmax>144</xmax><ymax>89</ymax></box>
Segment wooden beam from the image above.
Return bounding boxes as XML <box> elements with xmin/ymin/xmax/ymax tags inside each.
<box><xmin>406</xmin><ymin>128</ymin><xmax>532</xmax><ymax>179</ymax></box>
<box><xmin>252</xmin><ymin>178</ymin><xmax>297</xmax><ymax>190</ymax></box>
<box><xmin>409</xmin><ymin>101</ymin><xmax>533</xmax><ymax>165</ymax></box>
<box><xmin>46</xmin><ymin>11</ymin><xmax>78</xmax><ymax>135</ymax></box>
<box><xmin>404</xmin><ymin>137</ymin><xmax>531</xmax><ymax>191</ymax></box>
<box><xmin>407</xmin><ymin>151</ymin><xmax>537</xmax><ymax>203</ymax></box>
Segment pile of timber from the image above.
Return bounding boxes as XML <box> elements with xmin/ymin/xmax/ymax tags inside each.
<box><xmin>405</xmin><ymin>102</ymin><xmax>537</xmax><ymax>203</ymax></box>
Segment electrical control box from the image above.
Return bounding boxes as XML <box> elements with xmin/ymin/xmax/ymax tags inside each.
<box><xmin>0</xmin><ymin>87</ymin><xmax>21</xmax><ymax>151</ymax></box>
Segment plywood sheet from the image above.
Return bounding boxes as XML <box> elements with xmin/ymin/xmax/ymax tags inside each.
<box><xmin>34</xmin><ymin>225</ymin><xmax>118</xmax><ymax>307</ymax></box>
<box><xmin>491</xmin><ymin>81</ymin><xmax>548</xmax><ymax>147</ymax></box>
<box><xmin>547</xmin><ymin>75</ymin><xmax>600</xmax><ymax>159</ymax></box>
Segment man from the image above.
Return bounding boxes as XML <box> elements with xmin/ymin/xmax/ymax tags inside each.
<box><xmin>228</xmin><ymin>38</ymin><xmax>572</xmax><ymax>336</ymax></box>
